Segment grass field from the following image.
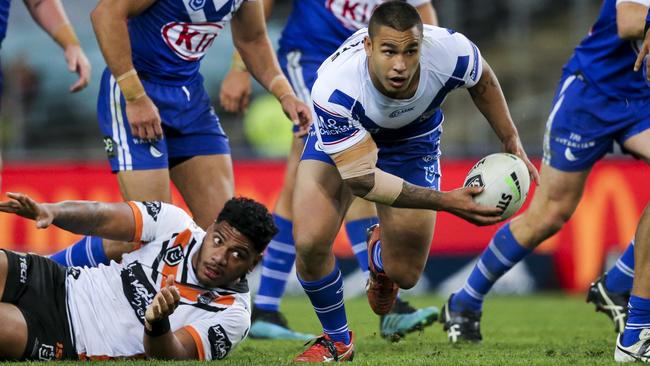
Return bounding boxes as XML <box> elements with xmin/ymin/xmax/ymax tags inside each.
<box><xmin>224</xmin><ymin>294</ymin><xmax>620</xmax><ymax>366</ymax></box>
<box><xmin>10</xmin><ymin>294</ymin><xmax>622</xmax><ymax>365</ymax></box>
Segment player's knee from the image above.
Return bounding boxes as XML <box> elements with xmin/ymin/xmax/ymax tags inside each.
<box><xmin>386</xmin><ymin>266</ymin><xmax>421</xmax><ymax>290</ymax></box>
<box><xmin>526</xmin><ymin>205</ymin><xmax>572</xmax><ymax>239</ymax></box>
<box><xmin>294</xmin><ymin>234</ymin><xmax>330</xmax><ymax>266</ymax></box>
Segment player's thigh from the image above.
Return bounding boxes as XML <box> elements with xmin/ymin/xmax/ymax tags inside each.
<box><xmin>511</xmin><ymin>163</ymin><xmax>590</xmax><ymax>246</ymax></box>
<box><xmin>0</xmin><ymin>303</ymin><xmax>28</xmax><ymax>360</ymax></box>
<box><xmin>376</xmin><ymin>205</ymin><xmax>435</xmax><ymax>284</ymax></box>
<box><xmin>344</xmin><ymin>197</ymin><xmax>377</xmax><ymax>221</ymax></box>
<box><xmin>116</xmin><ymin>168</ymin><xmax>172</xmax><ymax>202</ymax></box>
<box><xmin>293</xmin><ymin>160</ymin><xmax>352</xmax><ymax>257</ymax></box>
<box><xmin>274</xmin><ymin>136</ymin><xmax>306</xmax><ymax>219</ymax></box>
<box><xmin>622</xmin><ymin>128</ymin><xmax>650</xmax><ymax>164</ymax></box>
<box><xmin>170</xmin><ymin>154</ymin><xmax>234</xmax><ymax>228</ymax></box>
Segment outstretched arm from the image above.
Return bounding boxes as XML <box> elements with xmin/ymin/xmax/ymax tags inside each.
<box><xmin>468</xmin><ymin>60</ymin><xmax>540</xmax><ymax>184</ymax></box>
<box><xmin>24</xmin><ymin>0</ymin><xmax>90</xmax><ymax>92</ymax></box>
<box><xmin>332</xmin><ymin>136</ymin><xmax>503</xmax><ymax>226</ymax></box>
<box><xmin>0</xmin><ymin>192</ymin><xmax>136</xmax><ymax>242</ymax></box>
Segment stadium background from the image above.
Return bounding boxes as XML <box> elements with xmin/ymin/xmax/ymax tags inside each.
<box><xmin>0</xmin><ymin>0</ymin><xmax>647</xmax><ymax>296</ymax></box>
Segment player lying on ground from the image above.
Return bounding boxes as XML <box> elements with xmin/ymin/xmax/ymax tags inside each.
<box><xmin>442</xmin><ymin>0</ymin><xmax>650</xmax><ymax>342</ymax></box>
<box><xmin>0</xmin><ymin>193</ymin><xmax>276</xmax><ymax>360</ymax></box>
<box><xmin>220</xmin><ymin>0</ymin><xmax>440</xmax><ymax>341</ymax></box>
<box><xmin>290</xmin><ymin>2</ymin><xmax>538</xmax><ymax>361</ymax></box>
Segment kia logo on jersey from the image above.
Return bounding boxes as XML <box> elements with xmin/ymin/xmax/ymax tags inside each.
<box><xmin>326</xmin><ymin>0</ymin><xmax>379</xmax><ymax>30</ymax></box>
<box><xmin>161</xmin><ymin>22</ymin><xmax>223</xmax><ymax>61</ymax></box>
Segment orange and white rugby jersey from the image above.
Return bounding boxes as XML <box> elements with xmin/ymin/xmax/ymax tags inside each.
<box><xmin>65</xmin><ymin>202</ymin><xmax>251</xmax><ymax>360</ymax></box>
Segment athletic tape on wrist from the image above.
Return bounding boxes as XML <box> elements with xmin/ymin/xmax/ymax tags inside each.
<box><xmin>144</xmin><ymin>317</ymin><xmax>171</xmax><ymax>337</ymax></box>
<box><xmin>52</xmin><ymin>23</ymin><xmax>79</xmax><ymax>48</ymax></box>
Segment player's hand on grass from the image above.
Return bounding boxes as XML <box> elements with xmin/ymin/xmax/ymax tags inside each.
<box><xmin>279</xmin><ymin>94</ymin><xmax>312</xmax><ymax>137</ymax></box>
<box><xmin>64</xmin><ymin>44</ymin><xmax>91</xmax><ymax>93</ymax></box>
<box><xmin>634</xmin><ymin>30</ymin><xmax>650</xmax><ymax>79</ymax></box>
<box><xmin>219</xmin><ymin>69</ymin><xmax>252</xmax><ymax>113</ymax></box>
<box><xmin>126</xmin><ymin>95</ymin><xmax>164</xmax><ymax>141</ymax></box>
<box><xmin>441</xmin><ymin>187</ymin><xmax>504</xmax><ymax>226</ymax></box>
<box><xmin>0</xmin><ymin>192</ymin><xmax>54</xmax><ymax>228</ymax></box>
<box><xmin>503</xmin><ymin>137</ymin><xmax>540</xmax><ymax>185</ymax></box>
<box><xmin>145</xmin><ymin>274</ymin><xmax>181</xmax><ymax>324</ymax></box>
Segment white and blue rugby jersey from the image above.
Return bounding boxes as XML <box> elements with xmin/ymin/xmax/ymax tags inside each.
<box><xmin>128</xmin><ymin>0</ymin><xmax>251</xmax><ymax>84</ymax></box>
<box><xmin>564</xmin><ymin>0</ymin><xmax>650</xmax><ymax>99</ymax></box>
<box><xmin>311</xmin><ymin>25</ymin><xmax>482</xmax><ymax>154</ymax></box>
<box><xmin>279</xmin><ymin>0</ymin><xmax>430</xmax><ymax>59</ymax></box>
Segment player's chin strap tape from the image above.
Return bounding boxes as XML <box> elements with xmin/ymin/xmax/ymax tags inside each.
<box><xmin>332</xmin><ymin>134</ymin><xmax>403</xmax><ymax>205</ymax></box>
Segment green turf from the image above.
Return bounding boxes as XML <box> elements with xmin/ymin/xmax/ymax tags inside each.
<box><xmin>8</xmin><ymin>294</ymin><xmax>623</xmax><ymax>365</ymax></box>
<box><xmin>226</xmin><ymin>294</ymin><xmax>620</xmax><ymax>365</ymax></box>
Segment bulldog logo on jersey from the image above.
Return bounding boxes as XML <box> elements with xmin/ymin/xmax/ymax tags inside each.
<box><xmin>188</xmin><ymin>0</ymin><xmax>206</xmax><ymax>11</ymax></box>
<box><xmin>161</xmin><ymin>22</ymin><xmax>223</xmax><ymax>61</ymax></box>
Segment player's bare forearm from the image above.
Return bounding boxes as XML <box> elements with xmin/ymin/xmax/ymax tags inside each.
<box><xmin>144</xmin><ymin>329</ymin><xmax>197</xmax><ymax>360</ymax></box>
<box><xmin>469</xmin><ymin>61</ymin><xmax>519</xmax><ymax>145</ymax></box>
<box><xmin>345</xmin><ymin>173</ymin><xmax>443</xmax><ymax>210</ymax></box>
<box><xmin>231</xmin><ymin>1</ymin><xmax>287</xmax><ymax>98</ymax></box>
<box><xmin>46</xmin><ymin>201</ymin><xmax>135</xmax><ymax>242</ymax></box>
<box><xmin>24</xmin><ymin>0</ymin><xmax>75</xmax><ymax>48</ymax></box>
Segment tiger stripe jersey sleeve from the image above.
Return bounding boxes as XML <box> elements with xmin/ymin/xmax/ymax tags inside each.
<box><xmin>127</xmin><ymin>201</ymin><xmax>196</xmax><ymax>243</ymax></box>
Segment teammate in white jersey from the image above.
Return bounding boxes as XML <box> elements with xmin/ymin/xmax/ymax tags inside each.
<box><xmin>291</xmin><ymin>2</ymin><xmax>538</xmax><ymax>361</ymax></box>
<box><xmin>0</xmin><ymin>193</ymin><xmax>277</xmax><ymax>360</ymax></box>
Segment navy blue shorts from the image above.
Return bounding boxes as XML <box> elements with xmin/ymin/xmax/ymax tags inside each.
<box><xmin>301</xmin><ymin>125</ymin><xmax>442</xmax><ymax>190</ymax></box>
<box><xmin>97</xmin><ymin>68</ymin><xmax>230</xmax><ymax>172</ymax></box>
<box><xmin>542</xmin><ymin>73</ymin><xmax>650</xmax><ymax>171</ymax></box>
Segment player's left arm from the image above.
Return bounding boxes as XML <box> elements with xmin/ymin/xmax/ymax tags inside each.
<box><xmin>230</xmin><ymin>1</ymin><xmax>311</xmax><ymax>136</ymax></box>
<box><xmin>468</xmin><ymin>60</ymin><xmax>540</xmax><ymax>184</ymax></box>
<box><xmin>0</xmin><ymin>192</ymin><xmax>136</xmax><ymax>242</ymax></box>
<box><xmin>142</xmin><ymin>274</ymin><xmax>200</xmax><ymax>360</ymax></box>
<box><xmin>23</xmin><ymin>0</ymin><xmax>90</xmax><ymax>92</ymax></box>
<box><xmin>634</xmin><ymin>6</ymin><xmax>650</xmax><ymax>77</ymax></box>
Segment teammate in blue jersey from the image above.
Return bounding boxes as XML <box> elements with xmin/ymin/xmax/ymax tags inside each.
<box><xmin>287</xmin><ymin>2</ymin><xmax>537</xmax><ymax>361</ymax></box>
<box><xmin>442</xmin><ymin>0</ymin><xmax>650</xmax><ymax>343</ymax></box>
<box><xmin>220</xmin><ymin>0</ymin><xmax>439</xmax><ymax>341</ymax></box>
<box><xmin>47</xmin><ymin>0</ymin><xmax>310</xmax><ymax>270</ymax></box>
<box><xmin>0</xmin><ymin>0</ymin><xmax>90</xmax><ymax>187</ymax></box>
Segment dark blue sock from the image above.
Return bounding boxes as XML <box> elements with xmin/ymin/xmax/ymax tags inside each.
<box><xmin>48</xmin><ymin>236</ymin><xmax>109</xmax><ymax>267</ymax></box>
<box><xmin>451</xmin><ymin>223</ymin><xmax>531</xmax><ymax>312</ymax></box>
<box><xmin>605</xmin><ymin>240</ymin><xmax>635</xmax><ymax>294</ymax></box>
<box><xmin>299</xmin><ymin>266</ymin><xmax>350</xmax><ymax>345</ymax></box>
<box><xmin>254</xmin><ymin>214</ymin><xmax>295</xmax><ymax>312</ymax></box>
<box><xmin>344</xmin><ymin>217</ymin><xmax>378</xmax><ymax>275</ymax></box>
<box><xmin>622</xmin><ymin>295</ymin><xmax>650</xmax><ymax>347</ymax></box>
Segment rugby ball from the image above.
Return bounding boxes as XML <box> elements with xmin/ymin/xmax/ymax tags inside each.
<box><xmin>463</xmin><ymin>153</ymin><xmax>531</xmax><ymax>219</ymax></box>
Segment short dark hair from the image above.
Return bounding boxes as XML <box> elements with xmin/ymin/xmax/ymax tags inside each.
<box><xmin>368</xmin><ymin>1</ymin><xmax>423</xmax><ymax>39</ymax></box>
<box><xmin>216</xmin><ymin>197</ymin><xmax>278</xmax><ymax>254</ymax></box>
